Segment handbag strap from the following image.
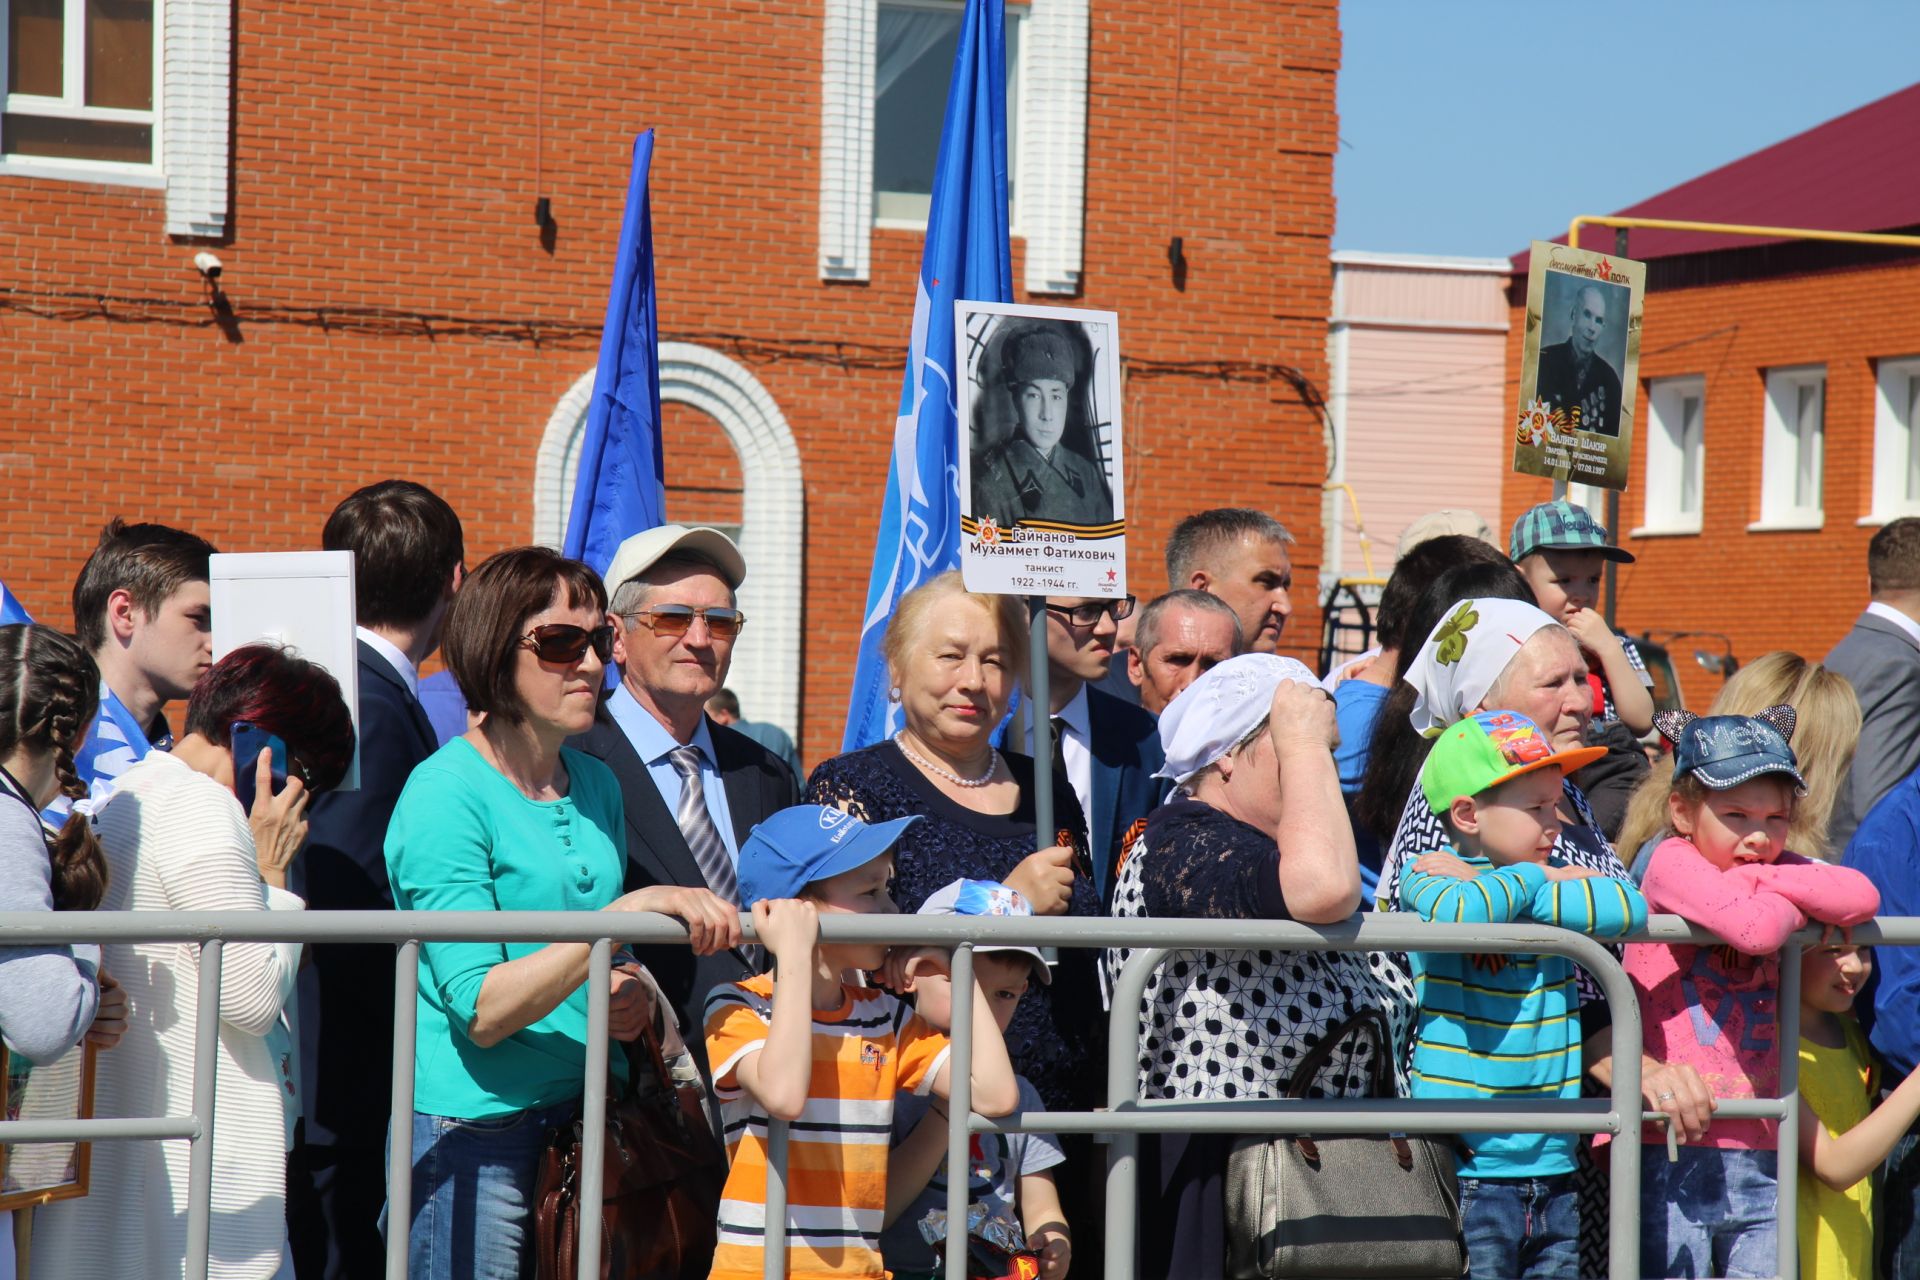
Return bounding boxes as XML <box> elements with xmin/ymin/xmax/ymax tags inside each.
<box><xmin>1283</xmin><ymin>1006</ymin><xmax>1395</xmax><ymax>1101</ymax></box>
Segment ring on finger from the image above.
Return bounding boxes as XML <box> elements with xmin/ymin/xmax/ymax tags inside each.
<box><xmin>1656</xmin><ymin>1090</ymin><xmax>1676</xmax><ymax>1102</ymax></box>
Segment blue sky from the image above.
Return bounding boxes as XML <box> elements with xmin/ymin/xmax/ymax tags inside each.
<box><xmin>1334</xmin><ymin>2</ymin><xmax>1920</xmax><ymax>260</ymax></box>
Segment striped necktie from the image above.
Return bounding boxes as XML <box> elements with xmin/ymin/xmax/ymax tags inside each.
<box><xmin>666</xmin><ymin>745</ymin><xmax>738</xmax><ymax>906</ymax></box>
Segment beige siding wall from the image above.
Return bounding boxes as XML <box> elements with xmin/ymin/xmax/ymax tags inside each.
<box><xmin>1327</xmin><ymin>255</ymin><xmax>1512</xmax><ymax>585</ymax></box>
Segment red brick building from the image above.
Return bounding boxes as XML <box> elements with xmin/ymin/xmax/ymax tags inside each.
<box><xmin>3</xmin><ymin>0</ymin><xmax>1341</xmax><ymax>764</ymax></box>
<box><xmin>1500</xmin><ymin>83</ymin><xmax>1920</xmax><ymax>704</ymax></box>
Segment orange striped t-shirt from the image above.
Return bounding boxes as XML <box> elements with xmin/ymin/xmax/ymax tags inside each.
<box><xmin>705</xmin><ymin>974</ymin><xmax>951</xmax><ymax>1280</ymax></box>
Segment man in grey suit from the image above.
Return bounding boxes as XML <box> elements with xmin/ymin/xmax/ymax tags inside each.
<box><xmin>1827</xmin><ymin>518</ymin><xmax>1920</xmax><ymax>852</ymax></box>
<box><xmin>569</xmin><ymin>525</ymin><xmax>798</xmax><ymax>1076</ymax></box>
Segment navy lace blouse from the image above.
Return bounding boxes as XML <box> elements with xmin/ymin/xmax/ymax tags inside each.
<box><xmin>805</xmin><ymin>741</ymin><xmax>1104</xmax><ymax>1111</ymax></box>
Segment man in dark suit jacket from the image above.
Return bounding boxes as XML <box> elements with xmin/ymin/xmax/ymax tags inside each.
<box><xmin>1031</xmin><ymin>595</ymin><xmax>1166</xmax><ymax>908</ymax></box>
<box><xmin>568</xmin><ymin>525</ymin><xmax>798</xmax><ymax>1072</ymax></box>
<box><xmin>289</xmin><ymin>481</ymin><xmax>463</xmax><ymax>1280</ymax></box>
<box><xmin>1827</xmin><ymin>518</ymin><xmax>1920</xmax><ymax>854</ymax></box>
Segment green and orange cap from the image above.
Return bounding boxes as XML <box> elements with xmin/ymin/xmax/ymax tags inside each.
<box><xmin>1421</xmin><ymin>710</ymin><xmax>1608</xmax><ymax>816</ymax></box>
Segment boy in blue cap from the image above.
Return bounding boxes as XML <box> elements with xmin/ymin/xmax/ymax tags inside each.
<box><xmin>703</xmin><ymin>806</ymin><xmax>1020</xmax><ymax>1280</ymax></box>
<box><xmin>1510</xmin><ymin>497</ymin><xmax>1654</xmax><ymax>736</ymax></box>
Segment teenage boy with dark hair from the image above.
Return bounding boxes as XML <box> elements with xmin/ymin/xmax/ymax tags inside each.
<box><xmin>54</xmin><ymin>519</ymin><xmax>217</xmax><ymax>816</ymax></box>
<box><xmin>289</xmin><ymin>480</ymin><xmax>464</xmax><ymax>1280</ymax></box>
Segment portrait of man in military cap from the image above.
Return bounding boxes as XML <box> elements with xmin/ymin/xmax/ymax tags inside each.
<box><xmin>968</xmin><ymin>319</ymin><xmax>1116</xmax><ymax>530</ymax></box>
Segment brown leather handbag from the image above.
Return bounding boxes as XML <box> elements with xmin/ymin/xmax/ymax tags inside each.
<box><xmin>533</xmin><ymin>999</ymin><xmax>725</xmax><ymax>1280</ymax></box>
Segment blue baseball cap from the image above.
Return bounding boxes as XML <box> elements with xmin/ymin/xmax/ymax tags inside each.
<box><xmin>735</xmin><ymin>805</ymin><xmax>922</xmax><ymax>907</ymax></box>
<box><xmin>1654</xmin><ymin>706</ymin><xmax>1807</xmax><ymax>793</ymax></box>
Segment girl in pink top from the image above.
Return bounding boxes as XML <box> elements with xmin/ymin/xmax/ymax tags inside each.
<box><xmin>1626</xmin><ymin>706</ymin><xmax>1878</xmax><ymax>1279</ymax></box>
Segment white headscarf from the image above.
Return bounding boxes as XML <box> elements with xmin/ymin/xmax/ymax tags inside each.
<box><xmin>1404</xmin><ymin>597</ymin><xmax>1559</xmax><ymax>736</ymax></box>
<box><xmin>1154</xmin><ymin>653</ymin><xmax>1321</xmax><ymax>785</ymax></box>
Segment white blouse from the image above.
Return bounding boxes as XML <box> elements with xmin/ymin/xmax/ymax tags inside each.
<box><xmin>33</xmin><ymin>752</ymin><xmax>302</xmax><ymax>1280</ymax></box>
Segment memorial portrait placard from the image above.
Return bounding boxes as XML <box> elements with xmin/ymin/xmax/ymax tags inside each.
<box><xmin>956</xmin><ymin>300</ymin><xmax>1126</xmax><ymax>597</ymax></box>
<box><xmin>1514</xmin><ymin>239</ymin><xmax>1646</xmax><ymax>490</ymax></box>
<box><xmin>0</xmin><ymin>1041</ymin><xmax>96</xmax><ymax>1211</ymax></box>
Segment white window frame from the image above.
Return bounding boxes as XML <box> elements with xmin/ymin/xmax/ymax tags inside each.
<box><xmin>870</xmin><ymin>0</ymin><xmax>1024</xmax><ymax>231</ymax></box>
<box><xmin>1636</xmin><ymin>375</ymin><xmax>1705</xmax><ymax>536</ymax></box>
<box><xmin>0</xmin><ymin>0</ymin><xmax>164</xmax><ymax>186</ymax></box>
<box><xmin>1753</xmin><ymin>364</ymin><xmax>1826</xmax><ymax>531</ymax></box>
<box><xmin>1564</xmin><ymin>480</ymin><xmax>1608</xmax><ymax>520</ymax></box>
<box><xmin>1866</xmin><ymin>355</ymin><xmax>1920</xmax><ymax>525</ymax></box>
<box><xmin>819</xmin><ymin>0</ymin><xmax>1086</xmax><ymax>294</ymax></box>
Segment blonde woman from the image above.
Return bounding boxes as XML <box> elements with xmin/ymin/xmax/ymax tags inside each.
<box><xmin>804</xmin><ymin>570</ymin><xmax>1100</xmax><ymax>1113</ymax></box>
<box><xmin>1618</xmin><ymin>652</ymin><xmax>1862</xmax><ymax>876</ymax></box>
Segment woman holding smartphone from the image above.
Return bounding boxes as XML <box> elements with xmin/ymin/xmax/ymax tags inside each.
<box><xmin>383</xmin><ymin>547</ymin><xmax>739</xmax><ymax>1280</ymax></box>
<box><xmin>35</xmin><ymin>644</ymin><xmax>355</xmax><ymax>1280</ymax></box>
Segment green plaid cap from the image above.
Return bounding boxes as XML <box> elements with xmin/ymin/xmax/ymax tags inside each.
<box><xmin>1509</xmin><ymin>499</ymin><xmax>1635</xmax><ymax>564</ymax></box>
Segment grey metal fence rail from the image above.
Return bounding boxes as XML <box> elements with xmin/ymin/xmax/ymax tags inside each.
<box><xmin>0</xmin><ymin>910</ymin><xmax>1902</xmax><ymax>1280</ymax></box>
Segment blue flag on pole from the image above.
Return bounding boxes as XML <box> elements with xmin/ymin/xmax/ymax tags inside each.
<box><xmin>0</xmin><ymin>579</ymin><xmax>32</xmax><ymax>626</ymax></box>
<box><xmin>564</xmin><ymin>129</ymin><xmax>667</xmax><ymax>578</ymax></box>
<box><xmin>842</xmin><ymin>0</ymin><xmax>1012</xmax><ymax>751</ymax></box>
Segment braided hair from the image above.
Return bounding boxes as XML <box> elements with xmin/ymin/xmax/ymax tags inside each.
<box><xmin>0</xmin><ymin>625</ymin><xmax>109</xmax><ymax>911</ymax></box>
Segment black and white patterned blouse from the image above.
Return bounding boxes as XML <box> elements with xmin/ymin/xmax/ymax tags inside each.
<box><xmin>1106</xmin><ymin>799</ymin><xmax>1417</xmax><ymax>1102</ymax></box>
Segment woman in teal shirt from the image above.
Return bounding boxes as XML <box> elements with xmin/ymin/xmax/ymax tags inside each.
<box><xmin>384</xmin><ymin>547</ymin><xmax>739</xmax><ymax>1280</ymax></box>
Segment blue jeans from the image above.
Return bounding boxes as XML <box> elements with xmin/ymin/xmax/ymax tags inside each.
<box><xmin>1639</xmin><ymin>1146</ymin><xmax>1778</xmax><ymax>1279</ymax></box>
<box><xmin>396</xmin><ymin>1100</ymin><xmax>576</xmax><ymax>1280</ymax></box>
<box><xmin>1880</xmin><ymin>1130</ymin><xmax>1920</xmax><ymax>1278</ymax></box>
<box><xmin>1458</xmin><ymin>1174</ymin><xmax>1579</xmax><ymax>1279</ymax></box>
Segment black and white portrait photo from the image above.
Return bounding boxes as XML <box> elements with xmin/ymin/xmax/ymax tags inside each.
<box><xmin>962</xmin><ymin>310</ymin><xmax>1120</xmax><ymax>530</ymax></box>
<box><xmin>957</xmin><ymin>300</ymin><xmax>1127</xmax><ymax>597</ymax></box>
<box><xmin>1534</xmin><ymin>269</ymin><xmax>1630</xmax><ymax>438</ymax></box>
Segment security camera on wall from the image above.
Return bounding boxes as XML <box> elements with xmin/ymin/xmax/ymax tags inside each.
<box><xmin>193</xmin><ymin>251</ymin><xmax>223</xmax><ymax>280</ymax></box>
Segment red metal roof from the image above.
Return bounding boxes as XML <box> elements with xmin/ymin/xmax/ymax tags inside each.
<box><xmin>1511</xmin><ymin>81</ymin><xmax>1920</xmax><ymax>272</ymax></box>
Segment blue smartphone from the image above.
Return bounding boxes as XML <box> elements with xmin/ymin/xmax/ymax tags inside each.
<box><xmin>231</xmin><ymin>722</ymin><xmax>290</xmax><ymax>812</ymax></box>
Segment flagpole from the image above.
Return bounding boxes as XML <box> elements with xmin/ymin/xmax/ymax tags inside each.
<box><xmin>1028</xmin><ymin>596</ymin><xmax>1052</xmax><ymax>849</ymax></box>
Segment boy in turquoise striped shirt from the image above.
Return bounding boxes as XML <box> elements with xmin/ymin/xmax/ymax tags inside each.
<box><xmin>1401</xmin><ymin>710</ymin><xmax>1647</xmax><ymax>1280</ymax></box>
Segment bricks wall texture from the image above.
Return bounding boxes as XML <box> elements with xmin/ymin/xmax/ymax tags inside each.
<box><xmin>1</xmin><ymin>0</ymin><xmax>1340</xmax><ymax>766</ymax></box>
<box><xmin>1499</xmin><ymin>248</ymin><xmax>1920</xmax><ymax>708</ymax></box>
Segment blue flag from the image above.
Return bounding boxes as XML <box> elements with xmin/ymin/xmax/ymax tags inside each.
<box><xmin>0</xmin><ymin>579</ymin><xmax>31</xmax><ymax>626</ymax></box>
<box><xmin>564</xmin><ymin>129</ymin><xmax>666</xmax><ymax>577</ymax></box>
<box><xmin>842</xmin><ymin>0</ymin><xmax>1012</xmax><ymax>751</ymax></box>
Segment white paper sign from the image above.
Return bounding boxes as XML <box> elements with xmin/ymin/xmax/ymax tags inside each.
<box><xmin>209</xmin><ymin>551</ymin><xmax>360</xmax><ymax>791</ymax></box>
<box><xmin>956</xmin><ymin>300</ymin><xmax>1126</xmax><ymax>599</ymax></box>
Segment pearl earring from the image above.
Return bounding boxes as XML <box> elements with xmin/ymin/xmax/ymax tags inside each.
<box><xmin>888</xmin><ymin>687</ymin><xmax>902</xmax><ymax>700</ymax></box>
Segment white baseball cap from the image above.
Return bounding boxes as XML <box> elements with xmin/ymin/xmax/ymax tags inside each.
<box><xmin>916</xmin><ymin>878</ymin><xmax>1053</xmax><ymax>984</ymax></box>
<box><xmin>602</xmin><ymin>524</ymin><xmax>747</xmax><ymax>597</ymax></box>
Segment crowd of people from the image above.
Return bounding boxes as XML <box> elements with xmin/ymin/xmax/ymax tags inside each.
<box><xmin>7</xmin><ymin>486</ymin><xmax>1920</xmax><ymax>1280</ymax></box>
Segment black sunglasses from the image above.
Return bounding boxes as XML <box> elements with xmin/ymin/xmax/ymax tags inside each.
<box><xmin>520</xmin><ymin>623</ymin><xmax>615</xmax><ymax>665</ymax></box>
<box><xmin>1045</xmin><ymin>595</ymin><xmax>1137</xmax><ymax>629</ymax></box>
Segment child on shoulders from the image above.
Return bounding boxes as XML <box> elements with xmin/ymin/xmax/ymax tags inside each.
<box><xmin>1400</xmin><ymin>709</ymin><xmax>1647</xmax><ymax>1280</ymax></box>
<box><xmin>880</xmin><ymin>878</ymin><xmax>1070</xmax><ymax>1280</ymax></box>
<box><xmin>703</xmin><ymin>807</ymin><xmax>1021</xmax><ymax>1280</ymax></box>
<box><xmin>1628</xmin><ymin>707</ymin><xmax>1879</xmax><ymax>1279</ymax></box>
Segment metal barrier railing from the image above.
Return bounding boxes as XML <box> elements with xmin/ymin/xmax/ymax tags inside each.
<box><xmin>0</xmin><ymin>909</ymin><xmax>1900</xmax><ymax>1280</ymax></box>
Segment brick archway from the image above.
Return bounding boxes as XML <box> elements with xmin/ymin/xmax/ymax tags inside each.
<box><xmin>533</xmin><ymin>344</ymin><xmax>804</xmax><ymax>740</ymax></box>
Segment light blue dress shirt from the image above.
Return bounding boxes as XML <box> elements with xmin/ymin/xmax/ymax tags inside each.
<box><xmin>605</xmin><ymin>683</ymin><xmax>741</xmax><ymax>865</ymax></box>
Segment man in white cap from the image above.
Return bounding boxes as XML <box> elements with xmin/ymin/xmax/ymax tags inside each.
<box><xmin>570</xmin><ymin>524</ymin><xmax>800</xmax><ymax>1074</ymax></box>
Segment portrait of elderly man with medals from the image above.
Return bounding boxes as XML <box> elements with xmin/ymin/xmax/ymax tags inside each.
<box><xmin>969</xmin><ymin>323</ymin><xmax>1116</xmax><ymax>530</ymax></box>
